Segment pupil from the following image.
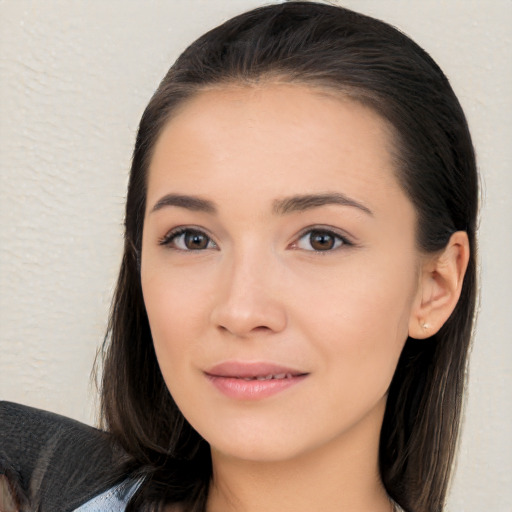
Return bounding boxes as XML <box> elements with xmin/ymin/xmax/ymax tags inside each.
<box><xmin>185</xmin><ymin>232</ymin><xmax>207</xmax><ymax>249</ymax></box>
<box><xmin>310</xmin><ymin>231</ymin><xmax>334</xmax><ymax>250</ymax></box>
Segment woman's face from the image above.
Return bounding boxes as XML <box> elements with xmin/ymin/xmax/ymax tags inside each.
<box><xmin>141</xmin><ymin>84</ymin><xmax>422</xmax><ymax>462</ymax></box>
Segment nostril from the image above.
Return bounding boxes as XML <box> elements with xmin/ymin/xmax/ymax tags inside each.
<box><xmin>216</xmin><ymin>324</ymin><xmax>271</xmax><ymax>335</ymax></box>
<box><xmin>252</xmin><ymin>326</ymin><xmax>272</xmax><ymax>332</ymax></box>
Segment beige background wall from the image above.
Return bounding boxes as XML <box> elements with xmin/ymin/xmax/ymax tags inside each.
<box><xmin>1</xmin><ymin>1</ymin><xmax>510</xmax><ymax>510</ymax></box>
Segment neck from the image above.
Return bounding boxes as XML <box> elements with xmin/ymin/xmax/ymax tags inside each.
<box><xmin>206</xmin><ymin>398</ymin><xmax>392</xmax><ymax>512</ymax></box>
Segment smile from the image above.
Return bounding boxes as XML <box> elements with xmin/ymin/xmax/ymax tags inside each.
<box><xmin>204</xmin><ymin>361</ymin><xmax>308</xmax><ymax>400</ymax></box>
<box><xmin>239</xmin><ymin>373</ymin><xmax>296</xmax><ymax>381</ymax></box>
<box><xmin>204</xmin><ymin>362</ymin><xmax>308</xmax><ymax>400</ymax></box>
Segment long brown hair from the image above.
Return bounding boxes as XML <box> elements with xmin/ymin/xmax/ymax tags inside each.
<box><xmin>97</xmin><ymin>3</ymin><xmax>478</xmax><ymax>511</ymax></box>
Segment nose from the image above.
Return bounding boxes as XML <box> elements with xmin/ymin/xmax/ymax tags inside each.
<box><xmin>210</xmin><ymin>250</ymin><xmax>287</xmax><ymax>338</ymax></box>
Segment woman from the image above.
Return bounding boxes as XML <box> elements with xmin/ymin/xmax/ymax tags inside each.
<box><xmin>0</xmin><ymin>2</ymin><xmax>478</xmax><ymax>512</ymax></box>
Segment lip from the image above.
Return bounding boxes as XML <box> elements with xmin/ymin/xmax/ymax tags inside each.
<box><xmin>204</xmin><ymin>361</ymin><xmax>308</xmax><ymax>400</ymax></box>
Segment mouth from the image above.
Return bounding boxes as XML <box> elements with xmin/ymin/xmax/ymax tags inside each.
<box><xmin>205</xmin><ymin>361</ymin><xmax>307</xmax><ymax>379</ymax></box>
<box><xmin>204</xmin><ymin>361</ymin><xmax>308</xmax><ymax>400</ymax></box>
<box><xmin>227</xmin><ymin>372</ymin><xmax>301</xmax><ymax>381</ymax></box>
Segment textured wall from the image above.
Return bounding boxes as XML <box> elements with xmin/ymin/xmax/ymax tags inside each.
<box><xmin>1</xmin><ymin>1</ymin><xmax>510</xmax><ymax>510</ymax></box>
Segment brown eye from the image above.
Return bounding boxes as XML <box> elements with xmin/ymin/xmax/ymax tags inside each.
<box><xmin>160</xmin><ymin>229</ymin><xmax>217</xmax><ymax>251</ymax></box>
<box><xmin>295</xmin><ymin>229</ymin><xmax>348</xmax><ymax>252</ymax></box>
<box><xmin>184</xmin><ymin>231</ymin><xmax>210</xmax><ymax>250</ymax></box>
<box><xmin>310</xmin><ymin>231</ymin><xmax>336</xmax><ymax>250</ymax></box>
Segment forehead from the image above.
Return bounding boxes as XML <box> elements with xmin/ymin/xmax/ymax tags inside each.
<box><xmin>146</xmin><ymin>83</ymin><xmax>407</xmax><ymax>217</ymax></box>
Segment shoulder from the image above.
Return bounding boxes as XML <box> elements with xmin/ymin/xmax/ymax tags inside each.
<box><xmin>0</xmin><ymin>401</ymin><xmax>128</xmax><ymax>512</ymax></box>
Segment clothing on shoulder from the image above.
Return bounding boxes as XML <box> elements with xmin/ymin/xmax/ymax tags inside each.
<box><xmin>0</xmin><ymin>401</ymin><xmax>128</xmax><ymax>512</ymax></box>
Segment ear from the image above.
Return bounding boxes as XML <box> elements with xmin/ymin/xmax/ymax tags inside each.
<box><xmin>409</xmin><ymin>231</ymin><xmax>470</xmax><ymax>340</ymax></box>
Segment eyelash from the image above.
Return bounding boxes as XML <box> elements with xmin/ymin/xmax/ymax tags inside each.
<box><xmin>292</xmin><ymin>227</ymin><xmax>353</xmax><ymax>252</ymax></box>
<box><xmin>158</xmin><ymin>227</ymin><xmax>218</xmax><ymax>251</ymax></box>
<box><xmin>158</xmin><ymin>226</ymin><xmax>353</xmax><ymax>252</ymax></box>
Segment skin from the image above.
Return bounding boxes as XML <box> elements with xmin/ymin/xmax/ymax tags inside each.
<box><xmin>141</xmin><ymin>84</ymin><xmax>469</xmax><ymax>512</ymax></box>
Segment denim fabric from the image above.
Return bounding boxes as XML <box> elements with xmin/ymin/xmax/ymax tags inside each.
<box><xmin>73</xmin><ymin>478</ymin><xmax>143</xmax><ymax>512</ymax></box>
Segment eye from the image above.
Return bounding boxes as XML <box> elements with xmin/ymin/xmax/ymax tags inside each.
<box><xmin>159</xmin><ymin>228</ymin><xmax>217</xmax><ymax>251</ymax></box>
<box><xmin>294</xmin><ymin>229</ymin><xmax>350</xmax><ymax>252</ymax></box>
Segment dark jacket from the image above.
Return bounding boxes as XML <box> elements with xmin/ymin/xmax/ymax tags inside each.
<box><xmin>0</xmin><ymin>401</ymin><xmax>125</xmax><ymax>512</ymax></box>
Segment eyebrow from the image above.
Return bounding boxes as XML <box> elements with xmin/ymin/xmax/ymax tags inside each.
<box><xmin>150</xmin><ymin>192</ymin><xmax>373</xmax><ymax>216</ymax></box>
<box><xmin>151</xmin><ymin>194</ymin><xmax>216</xmax><ymax>214</ymax></box>
<box><xmin>272</xmin><ymin>192</ymin><xmax>373</xmax><ymax>216</ymax></box>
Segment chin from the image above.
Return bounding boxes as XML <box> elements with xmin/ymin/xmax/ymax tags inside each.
<box><xmin>209</xmin><ymin>436</ymin><xmax>310</xmax><ymax>463</ymax></box>
<box><xmin>197</xmin><ymin>417</ymin><xmax>342</xmax><ymax>465</ymax></box>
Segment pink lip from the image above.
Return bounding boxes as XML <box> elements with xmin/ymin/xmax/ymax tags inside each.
<box><xmin>204</xmin><ymin>361</ymin><xmax>308</xmax><ymax>400</ymax></box>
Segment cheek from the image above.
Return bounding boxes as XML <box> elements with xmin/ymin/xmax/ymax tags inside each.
<box><xmin>295</xmin><ymin>253</ymin><xmax>416</xmax><ymax>384</ymax></box>
<box><xmin>141</xmin><ymin>265</ymin><xmax>211</xmax><ymax>378</ymax></box>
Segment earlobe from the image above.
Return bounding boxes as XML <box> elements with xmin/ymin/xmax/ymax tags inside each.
<box><xmin>409</xmin><ymin>231</ymin><xmax>470</xmax><ymax>340</ymax></box>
